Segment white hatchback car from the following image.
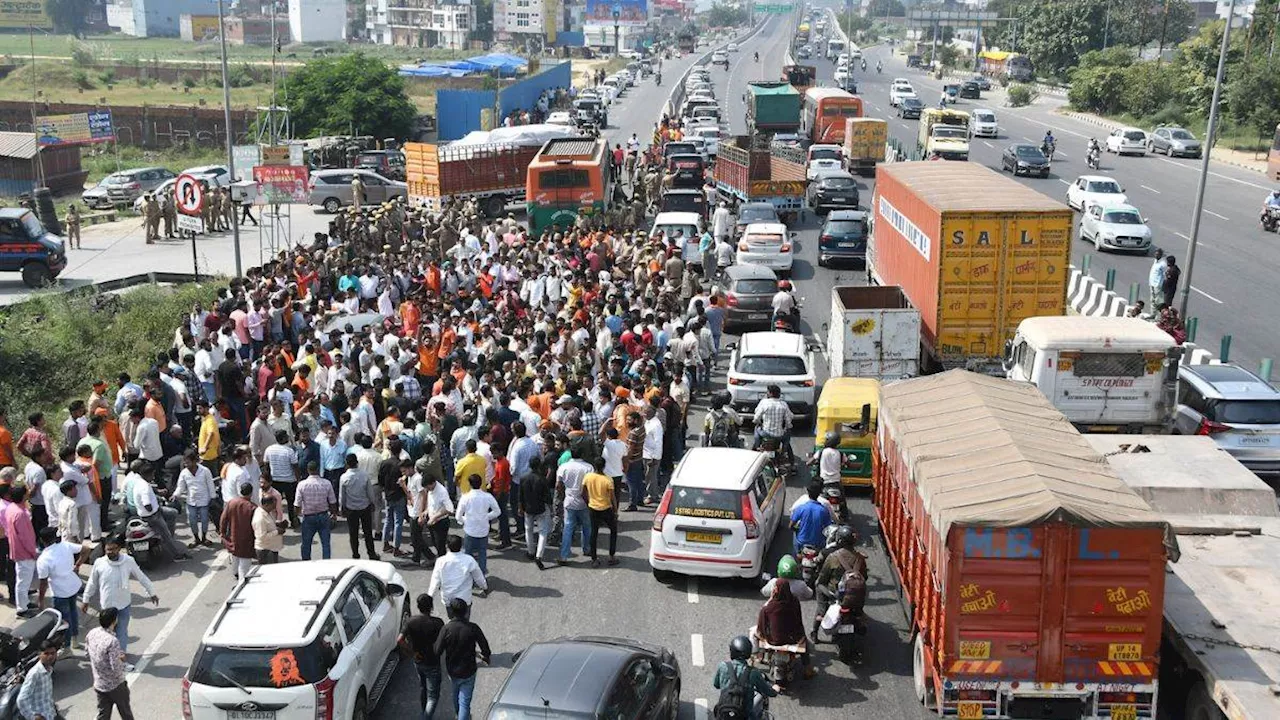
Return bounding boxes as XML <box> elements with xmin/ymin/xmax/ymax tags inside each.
<box><xmin>1066</xmin><ymin>174</ymin><xmax>1128</xmax><ymax>212</ymax></box>
<box><xmin>725</xmin><ymin>331</ymin><xmax>817</xmax><ymax>420</ymax></box>
<box><xmin>1106</xmin><ymin>127</ymin><xmax>1148</xmax><ymax>155</ymax></box>
<box><xmin>649</xmin><ymin>448</ymin><xmax>786</xmax><ymax>580</ymax></box>
<box><xmin>970</xmin><ymin>109</ymin><xmax>999</xmax><ymax>138</ymax></box>
<box><xmin>184</xmin><ymin>560</ymin><xmax>408</xmax><ymax>720</ymax></box>
<box><xmin>736</xmin><ymin>221</ymin><xmax>793</xmax><ymax>275</ymax></box>
<box><xmin>1079</xmin><ymin>202</ymin><xmax>1152</xmax><ymax>253</ymax></box>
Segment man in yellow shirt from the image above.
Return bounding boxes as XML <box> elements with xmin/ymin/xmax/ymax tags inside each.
<box><xmin>197</xmin><ymin>401</ymin><xmax>221</xmax><ymax>475</ymax></box>
<box><xmin>583</xmin><ymin>457</ymin><xmax>618</xmax><ymax>567</ymax></box>
<box><xmin>453</xmin><ymin>439</ymin><xmax>489</xmax><ymax>493</ymax></box>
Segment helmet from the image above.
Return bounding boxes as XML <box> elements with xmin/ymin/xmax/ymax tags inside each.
<box><xmin>778</xmin><ymin>280</ymin><xmax>792</xmax><ymax>291</ymax></box>
<box><xmin>831</xmin><ymin>525</ymin><xmax>857</xmax><ymax>549</ymax></box>
<box><xmin>729</xmin><ymin>635</ymin><xmax>753</xmax><ymax>661</ymax></box>
<box><xmin>824</xmin><ymin>431</ymin><xmax>841</xmax><ymax>448</ymax></box>
<box><xmin>777</xmin><ymin>554</ymin><xmax>799</xmax><ymax>579</ymax></box>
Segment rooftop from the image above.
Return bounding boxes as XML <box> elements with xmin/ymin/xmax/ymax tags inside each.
<box><xmin>880</xmin><ymin>162</ymin><xmax>1069</xmax><ymax>214</ymax></box>
<box><xmin>672</xmin><ymin>448</ymin><xmax>765</xmax><ymax>489</ymax></box>
<box><xmin>1016</xmin><ymin>316</ymin><xmax>1174</xmax><ymax>352</ymax></box>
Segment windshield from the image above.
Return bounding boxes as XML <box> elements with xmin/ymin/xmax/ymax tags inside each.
<box><xmin>974</xmin><ymin>112</ymin><xmax>995</xmax><ymax>123</ymax></box>
<box><xmin>1123</xmin><ymin>131</ymin><xmax>1145</xmax><ymax>141</ymax></box>
<box><xmin>661</xmin><ymin>194</ymin><xmax>705</xmax><ymax>213</ymax></box>
<box><xmin>189</xmin><ymin>640</ymin><xmax>336</xmax><ymax>688</ymax></box>
<box><xmin>736</xmin><ymin>355</ymin><xmax>807</xmax><ymax>375</ymax></box>
<box><xmin>826</xmin><ymin>219</ymin><xmax>865</xmax><ymax>236</ymax></box>
<box><xmin>1087</xmin><ymin>181</ymin><xmax>1122</xmax><ymax>194</ymax></box>
<box><xmin>820</xmin><ymin>177</ymin><xmax>856</xmax><ymax>189</ymax></box>
<box><xmin>740</xmin><ymin>206</ymin><xmax>778</xmax><ymax>224</ymax></box>
<box><xmin>655</xmin><ymin>224</ymin><xmax>697</xmax><ymax>241</ymax></box>
<box><xmin>1015</xmin><ymin>146</ymin><xmax>1045</xmax><ymax>158</ymax></box>
<box><xmin>1213</xmin><ymin>399</ymin><xmax>1280</xmax><ymax>425</ymax></box>
<box><xmin>1170</xmin><ymin>129</ymin><xmax>1194</xmax><ymax>140</ymax></box>
<box><xmin>933</xmin><ymin>127</ymin><xmax>967</xmax><ymax>139</ymax></box>
<box><xmin>734</xmin><ymin>279</ymin><xmax>777</xmax><ymax>295</ymax></box>
<box><xmin>810</xmin><ymin>149</ymin><xmax>840</xmax><ymax>161</ymax></box>
<box><xmin>1102</xmin><ymin>211</ymin><xmax>1142</xmax><ymax>224</ymax></box>
<box><xmin>20</xmin><ymin>213</ymin><xmax>44</xmax><ymax>238</ymax></box>
<box><xmin>104</xmin><ymin>174</ymin><xmax>134</xmax><ymax>185</ymax></box>
<box><xmin>903</xmin><ymin>98</ymin><xmax>922</xmax><ymax>108</ymax></box>
<box><xmin>575</xmin><ymin>100</ymin><xmax>600</xmax><ymax>110</ymax></box>
<box><xmin>671</xmin><ymin>487</ymin><xmax>742</xmax><ymax>520</ymax></box>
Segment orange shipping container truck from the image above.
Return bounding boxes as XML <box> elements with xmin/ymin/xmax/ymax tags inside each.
<box><xmin>874</xmin><ymin>371</ymin><xmax>1171</xmax><ymax>720</ymax></box>
<box><xmin>404</xmin><ymin>141</ymin><xmax>541</xmax><ymax>217</ymax></box>
<box><xmin>870</xmin><ymin>162</ymin><xmax>1072</xmax><ymax>373</ymax></box>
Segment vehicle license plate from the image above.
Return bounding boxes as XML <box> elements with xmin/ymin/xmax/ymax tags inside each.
<box><xmin>1239</xmin><ymin>434</ymin><xmax>1274</xmax><ymax>445</ymax></box>
<box><xmin>1108</xmin><ymin>643</ymin><xmax>1142</xmax><ymax>661</ymax></box>
<box><xmin>957</xmin><ymin>701</ymin><xmax>984</xmax><ymax>719</ymax></box>
<box><xmin>747</xmin><ymin>312</ymin><xmax>768</xmax><ymax>320</ymax></box>
<box><xmin>685</xmin><ymin>531</ymin><xmax>722</xmax><ymax>544</ymax></box>
<box><xmin>228</xmin><ymin>712</ymin><xmax>275</xmax><ymax>720</ymax></box>
<box><xmin>130</xmin><ymin>542</ymin><xmax>148</xmax><ymax>552</ymax></box>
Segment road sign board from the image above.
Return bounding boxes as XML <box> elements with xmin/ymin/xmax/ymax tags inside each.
<box><xmin>176</xmin><ymin>214</ymin><xmax>205</xmax><ymax>233</ymax></box>
<box><xmin>755</xmin><ymin>3</ymin><xmax>792</xmax><ymax>13</ymax></box>
<box><xmin>174</xmin><ymin>173</ymin><xmax>205</xmax><ymax>215</ymax></box>
<box><xmin>907</xmin><ymin>9</ymin><xmax>997</xmax><ymax>26</ymax></box>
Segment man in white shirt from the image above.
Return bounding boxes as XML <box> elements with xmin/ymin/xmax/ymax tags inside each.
<box><xmin>39</xmin><ymin>470</ymin><xmax>64</xmax><ymax>531</ymax></box>
<box><xmin>130</xmin><ymin>407</ymin><xmax>162</xmax><ymax>464</ymax></box>
<box><xmin>425</xmin><ymin>534</ymin><xmax>487</xmax><ymax>607</ymax></box>
<box><xmin>642</xmin><ymin>407</ymin><xmax>665</xmax><ymax>505</ymax></box>
<box><xmin>454</xmin><ymin>475</ymin><xmax>500</xmax><ymax>577</ymax></box>
<box><xmin>222</xmin><ymin>447</ymin><xmax>259</xmax><ymax>505</ymax></box>
<box><xmin>555</xmin><ymin>450</ymin><xmax>592</xmax><ymax>565</ymax></box>
<box><xmin>417</xmin><ymin>472</ymin><xmax>454</xmax><ymax>561</ymax></box>
<box><xmin>174</xmin><ymin>450</ymin><xmax>218</xmax><ymax>547</ymax></box>
<box><xmin>129</xmin><ymin>461</ymin><xmax>189</xmax><ymax>561</ymax></box>
<box><xmin>36</xmin><ymin>526</ymin><xmax>91</xmax><ymax>653</ymax></box>
<box><xmin>80</xmin><ymin>535</ymin><xmax>158</xmax><ymax>659</ymax></box>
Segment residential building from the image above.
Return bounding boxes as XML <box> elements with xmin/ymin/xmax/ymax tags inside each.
<box><xmin>289</xmin><ymin>0</ymin><xmax>347</xmax><ymax>42</ymax></box>
<box><xmin>366</xmin><ymin>0</ymin><xmax>475</xmax><ymax>48</ymax></box>
<box><xmin>225</xmin><ymin>15</ymin><xmax>293</xmax><ymax>45</ymax></box>
<box><xmin>496</xmin><ymin>0</ymin><xmax>564</xmax><ymax>41</ymax></box>
<box><xmin>105</xmin><ymin>0</ymin><xmax>224</xmax><ymax>37</ymax></box>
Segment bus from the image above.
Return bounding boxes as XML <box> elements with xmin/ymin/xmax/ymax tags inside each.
<box><xmin>525</xmin><ymin>137</ymin><xmax>611</xmax><ymax>236</ymax></box>
<box><xmin>826</xmin><ymin>37</ymin><xmax>845</xmax><ymax>61</ymax></box>
<box><xmin>1269</xmin><ymin>123</ymin><xmax>1280</xmax><ymax>181</ymax></box>
<box><xmin>801</xmin><ymin>87</ymin><xmax>863</xmax><ymax>145</ymax></box>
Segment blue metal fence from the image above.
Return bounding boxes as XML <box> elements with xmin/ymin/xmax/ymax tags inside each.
<box><xmin>498</xmin><ymin>62</ymin><xmax>572</xmax><ymax>118</ymax></box>
<box><xmin>436</xmin><ymin>89</ymin><xmax>498</xmax><ymax>141</ymax></box>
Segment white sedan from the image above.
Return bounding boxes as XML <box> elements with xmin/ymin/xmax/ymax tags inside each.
<box><xmin>1065</xmin><ymin>174</ymin><xmax>1128</xmax><ymax>212</ymax></box>
<box><xmin>1079</xmin><ymin>202</ymin><xmax>1153</xmax><ymax>253</ymax></box>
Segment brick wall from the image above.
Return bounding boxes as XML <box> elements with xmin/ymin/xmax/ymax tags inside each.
<box><xmin>0</xmin><ymin>101</ymin><xmax>257</xmax><ymax>149</ymax></box>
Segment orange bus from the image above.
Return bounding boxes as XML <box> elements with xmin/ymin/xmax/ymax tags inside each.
<box><xmin>525</xmin><ymin>137</ymin><xmax>611</xmax><ymax>236</ymax></box>
<box><xmin>801</xmin><ymin>87</ymin><xmax>863</xmax><ymax>145</ymax></box>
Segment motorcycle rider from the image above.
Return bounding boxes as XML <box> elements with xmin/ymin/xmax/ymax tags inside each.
<box><xmin>713</xmin><ymin>636</ymin><xmax>780</xmax><ymax>720</ymax></box>
<box><xmin>756</xmin><ymin>580</ymin><xmax>817</xmax><ymax>680</ymax></box>
<box><xmin>876</xmin><ymin>60</ymin><xmax>882</xmax><ymax>73</ymax></box>
<box><xmin>1086</xmin><ymin>138</ymin><xmax>1101</xmax><ymax>168</ymax></box>
<box><xmin>754</xmin><ymin>51</ymin><xmax>760</xmax><ymax>62</ymax></box>
<box><xmin>860</xmin><ymin>59</ymin><xmax>867</xmax><ymax>71</ymax></box>
<box><xmin>702</xmin><ymin>392</ymin><xmax>742</xmax><ymax>448</ymax></box>
<box><xmin>1261</xmin><ymin>189</ymin><xmax>1280</xmax><ymax>221</ymax></box>
<box><xmin>760</xmin><ymin>555</ymin><xmax>815</xmax><ymax>601</ymax></box>
<box><xmin>809</xmin><ymin>432</ymin><xmax>842</xmax><ymax>488</ymax></box>
<box><xmin>1042</xmin><ymin>130</ymin><xmax>1056</xmax><ymax>157</ymax></box>
<box><xmin>770</xmin><ymin>280</ymin><xmax>797</xmax><ymax>330</ymax></box>
<box><xmin>811</xmin><ymin>526</ymin><xmax>868</xmax><ymax>642</ymax></box>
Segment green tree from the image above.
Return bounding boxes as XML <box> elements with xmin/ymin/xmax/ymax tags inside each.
<box><xmin>1226</xmin><ymin>56</ymin><xmax>1280</xmax><ymax>138</ymax></box>
<box><xmin>865</xmin><ymin>0</ymin><xmax>906</xmax><ymax>17</ymax></box>
<box><xmin>706</xmin><ymin>3</ymin><xmax>748</xmax><ymax>27</ymax></box>
<box><xmin>283</xmin><ymin>54</ymin><xmax>417</xmax><ymax>140</ymax></box>
<box><xmin>1068</xmin><ymin>63</ymin><xmax>1131</xmax><ymax>114</ymax></box>
<box><xmin>1173</xmin><ymin>20</ymin><xmax>1243</xmax><ymax>118</ymax></box>
<box><xmin>43</xmin><ymin>0</ymin><xmax>92</xmax><ymax>37</ymax></box>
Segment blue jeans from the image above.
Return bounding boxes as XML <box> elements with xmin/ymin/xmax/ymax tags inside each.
<box><xmin>463</xmin><ymin>533</ymin><xmax>488</xmax><ymax>575</ymax></box>
<box><xmin>52</xmin><ymin>595</ymin><xmax>77</xmax><ymax>648</ymax></box>
<box><xmin>383</xmin><ymin>499</ymin><xmax>406</xmax><ymax>549</ymax></box>
<box><xmin>300</xmin><ymin>513</ymin><xmax>332</xmax><ymax>560</ymax></box>
<box><xmin>451</xmin><ymin>672</ymin><xmax>476</xmax><ymax>720</ymax></box>
<box><xmin>625</xmin><ymin>463</ymin><xmax>645</xmax><ymax>508</ymax></box>
<box><xmin>115</xmin><ymin>604</ymin><xmax>131</xmax><ymax>654</ymax></box>
<box><xmin>417</xmin><ymin>662</ymin><xmax>442</xmax><ymax>719</ymax></box>
<box><xmin>560</xmin><ymin>507</ymin><xmax>591</xmax><ymax>560</ymax></box>
<box><xmin>187</xmin><ymin>503</ymin><xmax>210</xmax><ymax>540</ymax></box>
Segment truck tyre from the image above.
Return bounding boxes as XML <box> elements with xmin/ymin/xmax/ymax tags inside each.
<box><xmin>912</xmin><ymin>632</ymin><xmax>936</xmax><ymax>708</ymax></box>
<box><xmin>1185</xmin><ymin>682</ymin><xmax>1226</xmax><ymax>720</ymax></box>
<box><xmin>21</xmin><ymin>262</ymin><xmax>52</xmax><ymax>288</ymax></box>
<box><xmin>484</xmin><ymin>196</ymin><xmax>506</xmax><ymax>218</ymax></box>
<box><xmin>323</xmin><ymin>197</ymin><xmax>341</xmax><ymax>214</ymax></box>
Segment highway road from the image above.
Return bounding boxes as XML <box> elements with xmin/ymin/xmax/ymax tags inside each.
<box><xmin>829</xmin><ymin>33</ymin><xmax>1278</xmax><ymax>372</ymax></box>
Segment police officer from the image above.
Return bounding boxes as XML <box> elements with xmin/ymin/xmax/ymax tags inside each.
<box><xmin>65</xmin><ymin>203</ymin><xmax>81</xmax><ymax>249</ymax></box>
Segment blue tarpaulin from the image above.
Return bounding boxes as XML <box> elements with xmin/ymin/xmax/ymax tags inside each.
<box><xmin>399</xmin><ymin>53</ymin><xmax>529</xmax><ymax>79</ymax></box>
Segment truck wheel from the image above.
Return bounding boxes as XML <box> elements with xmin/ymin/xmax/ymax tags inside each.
<box><xmin>912</xmin><ymin>632</ymin><xmax>936</xmax><ymax>708</ymax></box>
<box><xmin>21</xmin><ymin>262</ymin><xmax>52</xmax><ymax>288</ymax></box>
<box><xmin>484</xmin><ymin>196</ymin><xmax>506</xmax><ymax>218</ymax></box>
<box><xmin>323</xmin><ymin>198</ymin><xmax>341</xmax><ymax>214</ymax></box>
<box><xmin>1185</xmin><ymin>682</ymin><xmax>1226</xmax><ymax>720</ymax></box>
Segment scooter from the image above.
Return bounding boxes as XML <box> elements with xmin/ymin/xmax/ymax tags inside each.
<box><xmin>798</xmin><ymin>544</ymin><xmax>821</xmax><ymax>585</ymax></box>
<box><xmin>816</xmin><ymin>572</ymin><xmax>868</xmax><ymax>664</ymax></box>
<box><xmin>749</xmin><ymin>626</ymin><xmax>808</xmax><ymax>690</ymax></box>
<box><xmin>772</xmin><ymin>298</ymin><xmax>802</xmax><ymax>334</ymax></box>
<box><xmin>1087</xmin><ymin>147</ymin><xmax>1101</xmax><ymax>170</ymax></box>
<box><xmin>0</xmin><ymin>608</ymin><xmax>67</xmax><ymax>720</ymax></box>
<box><xmin>1261</xmin><ymin>206</ymin><xmax>1280</xmax><ymax>232</ymax></box>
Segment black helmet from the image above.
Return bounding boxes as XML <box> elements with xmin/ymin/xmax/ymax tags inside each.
<box><xmin>824</xmin><ymin>431</ymin><xmax>841</xmax><ymax>448</ymax></box>
<box><xmin>729</xmin><ymin>635</ymin><xmax>753</xmax><ymax>661</ymax></box>
<box><xmin>832</xmin><ymin>525</ymin><xmax>857</xmax><ymax>549</ymax></box>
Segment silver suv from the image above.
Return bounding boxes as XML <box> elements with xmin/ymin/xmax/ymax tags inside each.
<box><xmin>104</xmin><ymin>166</ymin><xmax>177</xmax><ymax>206</ymax></box>
<box><xmin>308</xmin><ymin>169</ymin><xmax>407</xmax><ymax>214</ymax></box>
<box><xmin>1175</xmin><ymin>363</ymin><xmax>1280</xmax><ymax>476</ymax></box>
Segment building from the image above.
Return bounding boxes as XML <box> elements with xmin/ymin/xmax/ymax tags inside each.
<box><xmin>495</xmin><ymin>0</ymin><xmax>562</xmax><ymax>43</ymax></box>
<box><xmin>366</xmin><ymin>0</ymin><xmax>475</xmax><ymax>48</ymax></box>
<box><xmin>288</xmin><ymin>0</ymin><xmax>347</xmax><ymax>42</ymax></box>
<box><xmin>180</xmin><ymin>13</ymin><xmax>222</xmax><ymax>41</ymax></box>
<box><xmin>0</xmin><ymin>133</ymin><xmax>88</xmax><ymax>198</ymax></box>
<box><xmin>225</xmin><ymin>15</ymin><xmax>292</xmax><ymax>45</ymax></box>
<box><xmin>105</xmin><ymin>0</ymin><xmax>224</xmax><ymax>37</ymax></box>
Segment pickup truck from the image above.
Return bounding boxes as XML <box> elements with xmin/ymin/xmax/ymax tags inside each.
<box><xmin>888</xmin><ymin>80</ymin><xmax>915</xmax><ymax>107</ymax></box>
<box><xmin>713</xmin><ymin>136</ymin><xmax>806</xmax><ymax>223</ymax></box>
<box><xmin>917</xmin><ymin>108</ymin><xmax>971</xmax><ymax>160</ymax></box>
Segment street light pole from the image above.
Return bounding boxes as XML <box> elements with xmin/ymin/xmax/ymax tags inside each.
<box><xmin>614</xmin><ymin>8</ymin><xmax>621</xmax><ymax>57</ymax></box>
<box><xmin>216</xmin><ymin>0</ymin><xmax>243</xmax><ymax>278</ymax></box>
<box><xmin>1179</xmin><ymin>0</ymin><xmax>1236</xmax><ymax>319</ymax></box>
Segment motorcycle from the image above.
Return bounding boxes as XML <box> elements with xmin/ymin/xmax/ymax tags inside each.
<box><xmin>1086</xmin><ymin>146</ymin><xmax>1101</xmax><ymax>170</ymax></box>
<box><xmin>758</xmin><ymin>434</ymin><xmax>795</xmax><ymax>479</ymax></box>
<box><xmin>0</xmin><ymin>608</ymin><xmax>67</xmax><ymax>720</ymax></box>
<box><xmin>655</xmin><ymin>72</ymin><xmax>662</xmax><ymax>85</ymax></box>
<box><xmin>1261</xmin><ymin>206</ymin><xmax>1280</xmax><ymax>233</ymax></box>
<box><xmin>772</xmin><ymin>297</ymin><xmax>802</xmax><ymax>334</ymax></box>
<box><xmin>749</xmin><ymin>626</ymin><xmax>808</xmax><ymax>689</ymax></box>
<box><xmin>820</xmin><ymin>481</ymin><xmax>849</xmax><ymax>524</ymax></box>
<box><xmin>1041</xmin><ymin>139</ymin><xmax>1056</xmax><ymax>160</ymax></box>
<box><xmin>798</xmin><ymin>544</ymin><xmax>821</xmax><ymax>585</ymax></box>
<box><xmin>816</xmin><ymin>571</ymin><xmax>868</xmax><ymax>663</ymax></box>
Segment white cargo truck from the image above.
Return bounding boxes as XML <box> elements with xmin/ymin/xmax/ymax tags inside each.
<box><xmin>1088</xmin><ymin>435</ymin><xmax>1280</xmax><ymax>720</ymax></box>
<box><xmin>1004</xmin><ymin>316</ymin><xmax>1181</xmax><ymax>433</ymax></box>
<box><xmin>824</xmin><ymin>286</ymin><xmax>921</xmax><ymax>381</ymax></box>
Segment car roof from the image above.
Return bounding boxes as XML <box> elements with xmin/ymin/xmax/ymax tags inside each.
<box><xmin>1096</xmin><ymin>203</ymin><xmax>1141</xmax><ymax>214</ymax></box>
<box><xmin>972</xmin><ymin>108</ymin><xmax>996</xmax><ymax>116</ymax></box>
<box><xmin>1017</xmin><ymin>316</ymin><xmax>1173</xmax><ymax>351</ymax></box>
<box><xmin>815</xmin><ymin>169</ymin><xmax>855</xmax><ymax>180</ymax></box>
<box><xmin>652</xmin><ymin>211</ymin><xmax>701</xmax><ymax>224</ymax></box>
<box><xmin>662</xmin><ymin>188</ymin><xmax>703</xmax><ymax>196</ymax></box>
<box><xmin>724</xmin><ymin>264</ymin><xmax>778</xmax><ymax>280</ymax></box>
<box><xmin>743</xmin><ymin>221</ymin><xmax>788</xmax><ymax>234</ymax></box>
<box><xmin>673</xmin><ymin>448</ymin><xmax>767</xmax><ymax>489</ymax></box>
<box><xmin>1117</xmin><ymin>126</ymin><xmax>1146</xmax><ymax>133</ymax></box>
<box><xmin>0</xmin><ymin>208</ymin><xmax>31</xmax><ymax>220</ymax></box>
<box><xmin>203</xmin><ymin>560</ymin><xmax>396</xmax><ymax>646</ymax></box>
<box><xmin>185</xmin><ymin>165</ymin><xmax>226</xmax><ymax>173</ymax></box>
<box><xmin>1076</xmin><ymin>174</ymin><xmax>1119</xmax><ymax>185</ymax></box>
<box><xmin>740</xmin><ymin>330</ymin><xmax>805</xmax><ymax>356</ymax></box>
<box><xmin>493</xmin><ymin>638</ymin><xmax>642</xmax><ymax>716</ymax></box>
<box><xmin>827</xmin><ymin>209</ymin><xmax>867</xmax><ymax>222</ymax></box>
<box><xmin>1180</xmin><ymin>364</ymin><xmax>1280</xmax><ymax>399</ymax></box>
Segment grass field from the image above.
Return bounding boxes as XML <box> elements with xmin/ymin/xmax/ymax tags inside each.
<box><xmin>0</xmin><ymin>61</ymin><xmax>282</xmax><ymax>108</ymax></box>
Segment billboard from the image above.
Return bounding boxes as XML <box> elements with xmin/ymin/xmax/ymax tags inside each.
<box><xmin>252</xmin><ymin>165</ymin><xmax>309</xmax><ymax>205</ymax></box>
<box><xmin>585</xmin><ymin>0</ymin><xmax>647</xmax><ymax>26</ymax></box>
<box><xmin>0</xmin><ymin>0</ymin><xmax>52</xmax><ymax>29</ymax></box>
<box><xmin>182</xmin><ymin>14</ymin><xmax>221</xmax><ymax>41</ymax></box>
<box><xmin>35</xmin><ymin>111</ymin><xmax>114</xmax><ymax>147</ymax></box>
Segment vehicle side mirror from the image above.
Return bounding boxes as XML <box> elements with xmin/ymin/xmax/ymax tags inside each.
<box><xmin>790</xmin><ymin>232</ymin><xmax>798</xmax><ymax>238</ymax></box>
<box><xmin>726</xmin><ymin>342</ymin><xmax>737</xmax><ymax>352</ymax></box>
<box><xmin>387</xmin><ymin>583</ymin><xmax>406</xmax><ymax>597</ymax></box>
<box><xmin>659</xmin><ymin>662</ymin><xmax>679</xmax><ymax>680</ymax></box>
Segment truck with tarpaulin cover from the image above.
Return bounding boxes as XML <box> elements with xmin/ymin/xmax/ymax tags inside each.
<box><xmin>405</xmin><ymin>141</ymin><xmax>541</xmax><ymax>217</ymax></box>
<box><xmin>746</xmin><ymin>82</ymin><xmax>802</xmax><ymax>135</ymax></box>
<box><xmin>842</xmin><ymin>117</ymin><xmax>887</xmax><ymax>176</ymax></box>
<box><xmin>1085</xmin><ymin>434</ymin><xmax>1280</xmax><ymax>720</ymax></box>
<box><xmin>713</xmin><ymin>136</ymin><xmax>806</xmax><ymax>222</ymax></box>
<box><xmin>874</xmin><ymin>371</ymin><xmax>1172</xmax><ymax>720</ymax></box>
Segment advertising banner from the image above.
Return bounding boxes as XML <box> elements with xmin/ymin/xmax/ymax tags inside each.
<box><xmin>35</xmin><ymin>111</ymin><xmax>114</xmax><ymax>147</ymax></box>
<box><xmin>0</xmin><ymin>0</ymin><xmax>52</xmax><ymax>29</ymax></box>
<box><xmin>253</xmin><ymin>165</ymin><xmax>309</xmax><ymax>205</ymax></box>
<box><xmin>585</xmin><ymin>0</ymin><xmax>647</xmax><ymax>26</ymax></box>
<box><xmin>232</xmin><ymin>145</ymin><xmax>260</xmax><ymax>181</ymax></box>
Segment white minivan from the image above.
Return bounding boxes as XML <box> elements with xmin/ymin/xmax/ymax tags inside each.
<box><xmin>649</xmin><ymin>448</ymin><xmax>786</xmax><ymax>580</ymax></box>
<box><xmin>651</xmin><ymin>210</ymin><xmax>705</xmax><ymax>266</ymax></box>
<box><xmin>736</xmin><ymin>222</ymin><xmax>794</xmax><ymax>275</ymax></box>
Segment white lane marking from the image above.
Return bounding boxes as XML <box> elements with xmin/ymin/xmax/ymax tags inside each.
<box><xmin>1174</xmin><ymin>231</ymin><xmax>1190</xmax><ymax>239</ymax></box>
<box><xmin>1205</xmin><ymin>209</ymin><xmax>1229</xmax><ymax>220</ymax></box>
<box><xmin>127</xmin><ymin>550</ymin><xmax>230</xmax><ymax>685</ymax></box>
<box><xmin>1157</xmin><ymin>156</ymin><xmax>1271</xmax><ymax>190</ymax></box>
<box><xmin>982</xmin><ymin>141</ymin><xmax>993</xmax><ymax>148</ymax></box>
<box><xmin>687</xmin><ymin>577</ymin><xmax>700</xmax><ymax>603</ymax></box>
<box><xmin>691</xmin><ymin>633</ymin><xmax>705</xmax><ymax>667</ymax></box>
<box><xmin>1192</xmin><ymin>286</ymin><xmax>1224</xmax><ymax>304</ymax></box>
<box><xmin>899</xmin><ymin>122</ymin><xmax>910</xmax><ymax>130</ymax></box>
<box><xmin>695</xmin><ymin>698</ymin><xmax>709</xmax><ymax>720</ymax></box>
<box><xmin>1058</xmin><ymin>179</ymin><xmax>1071</xmax><ymax>186</ymax></box>
<box><xmin>1140</xmin><ymin>184</ymin><xmax>1161</xmax><ymax>194</ymax></box>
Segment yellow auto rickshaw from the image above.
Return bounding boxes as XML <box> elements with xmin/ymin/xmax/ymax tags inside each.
<box><xmin>814</xmin><ymin>377</ymin><xmax>880</xmax><ymax>489</ymax></box>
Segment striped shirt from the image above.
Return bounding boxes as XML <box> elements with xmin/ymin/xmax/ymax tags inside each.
<box><xmin>295</xmin><ymin>474</ymin><xmax>336</xmax><ymax>515</ymax></box>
